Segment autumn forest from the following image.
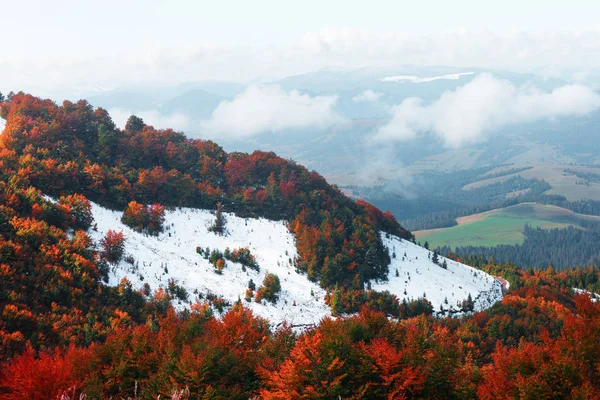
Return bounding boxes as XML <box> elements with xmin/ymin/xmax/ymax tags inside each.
<box><xmin>1</xmin><ymin>92</ymin><xmax>600</xmax><ymax>399</ymax></box>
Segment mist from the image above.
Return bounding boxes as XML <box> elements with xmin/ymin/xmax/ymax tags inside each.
<box><xmin>375</xmin><ymin>73</ymin><xmax>600</xmax><ymax>148</ymax></box>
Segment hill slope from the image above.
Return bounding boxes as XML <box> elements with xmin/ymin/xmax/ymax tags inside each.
<box><xmin>415</xmin><ymin>203</ymin><xmax>600</xmax><ymax>248</ymax></box>
<box><xmin>0</xmin><ymin>92</ymin><xmax>502</xmax><ymax>334</ymax></box>
<box><xmin>86</xmin><ymin>201</ymin><xmax>502</xmax><ymax>324</ymax></box>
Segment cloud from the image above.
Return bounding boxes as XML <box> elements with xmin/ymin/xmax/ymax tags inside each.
<box><xmin>298</xmin><ymin>28</ymin><xmax>600</xmax><ymax>73</ymax></box>
<box><xmin>202</xmin><ymin>85</ymin><xmax>342</xmax><ymax>137</ymax></box>
<box><xmin>109</xmin><ymin>108</ymin><xmax>190</xmax><ymax>131</ymax></box>
<box><xmin>352</xmin><ymin>90</ymin><xmax>383</xmax><ymax>102</ymax></box>
<box><xmin>375</xmin><ymin>73</ymin><xmax>600</xmax><ymax>148</ymax></box>
<box><xmin>7</xmin><ymin>28</ymin><xmax>600</xmax><ymax>95</ymax></box>
<box><xmin>0</xmin><ymin>116</ymin><xmax>5</xmax><ymax>133</ymax></box>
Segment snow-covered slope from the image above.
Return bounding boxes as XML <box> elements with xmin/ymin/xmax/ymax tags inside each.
<box><xmin>88</xmin><ymin>202</ymin><xmax>330</xmax><ymax>326</ymax></box>
<box><xmin>86</xmin><ymin>202</ymin><xmax>502</xmax><ymax>325</ymax></box>
<box><xmin>373</xmin><ymin>234</ymin><xmax>503</xmax><ymax>314</ymax></box>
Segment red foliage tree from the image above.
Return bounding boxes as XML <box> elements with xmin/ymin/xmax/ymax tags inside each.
<box><xmin>0</xmin><ymin>345</ymin><xmax>93</xmax><ymax>400</ymax></box>
<box><xmin>100</xmin><ymin>230</ymin><xmax>126</xmax><ymax>264</ymax></box>
<box><xmin>121</xmin><ymin>201</ymin><xmax>164</xmax><ymax>235</ymax></box>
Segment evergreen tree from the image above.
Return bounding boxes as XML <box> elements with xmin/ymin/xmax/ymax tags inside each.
<box><xmin>209</xmin><ymin>202</ymin><xmax>226</xmax><ymax>235</ymax></box>
<box><xmin>432</xmin><ymin>251</ymin><xmax>439</xmax><ymax>265</ymax></box>
<box><xmin>125</xmin><ymin>115</ymin><xmax>145</xmax><ymax>134</ymax></box>
<box><xmin>466</xmin><ymin>293</ymin><xmax>474</xmax><ymax>311</ymax></box>
<box><xmin>330</xmin><ymin>285</ymin><xmax>343</xmax><ymax>316</ymax></box>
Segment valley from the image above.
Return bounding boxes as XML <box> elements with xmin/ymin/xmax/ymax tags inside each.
<box><xmin>414</xmin><ymin>203</ymin><xmax>600</xmax><ymax>248</ymax></box>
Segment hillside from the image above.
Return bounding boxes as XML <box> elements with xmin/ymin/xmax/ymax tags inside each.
<box><xmin>83</xmin><ymin>200</ymin><xmax>501</xmax><ymax>325</ymax></box>
<box><xmin>0</xmin><ymin>92</ymin><xmax>412</xmax><ymax>291</ymax></box>
<box><xmin>464</xmin><ymin>164</ymin><xmax>600</xmax><ymax>201</ymax></box>
<box><xmin>415</xmin><ymin>203</ymin><xmax>600</xmax><ymax>248</ymax></box>
<box><xmin>87</xmin><ymin>200</ymin><xmax>331</xmax><ymax>326</ymax></box>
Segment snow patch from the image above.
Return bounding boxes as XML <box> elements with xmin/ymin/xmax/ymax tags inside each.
<box><xmin>381</xmin><ymin>72</ymin><xmax>474</xmax><ymax>83</ymax></box>
<box><xmin>88</xmin><ymin>202</ymin><xmax>331</xmax><ymax>327</ymax></box>
<box><xmin>374</xmin><ymin>234</ymin><xmax>503</xmax><ymax>314</ymax></box>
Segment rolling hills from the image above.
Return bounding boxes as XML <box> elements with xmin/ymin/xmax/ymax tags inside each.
<box><xmin>415</xmin><ymin>202</ymin><xmax>600</xmax><ymax>248</ymax></box>
<box><xmin>464</xmin><ymin>164</ymin><xmax>600</xmax><ymax>201</ymax></box>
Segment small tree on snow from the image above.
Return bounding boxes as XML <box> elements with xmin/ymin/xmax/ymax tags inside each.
<box><xmin>432</xmin><ymin>251</ymin><xmax>439</xmax><ymax>265</ymax></box>
<box><xmin>209</xmin><ymin>202</ymin><xmax>226</xmax><ymax>235</ymax></box>
<box><xmin>257</xmin><ymin>273</ymin><xmax>281</xmax><ymax>303</ymax></box>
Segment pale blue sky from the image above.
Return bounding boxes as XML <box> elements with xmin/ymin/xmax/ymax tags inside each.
<box><xmin>3</xmin><ymin>0</ymin><xmax>599</xmax><ymax>50</ymax></box>
<box><xmin>2</xmin><ymin>0</ymin><xmax>600</xmax><ymax>90</ymax></box>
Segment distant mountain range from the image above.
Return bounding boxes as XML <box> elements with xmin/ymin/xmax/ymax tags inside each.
<box><xmin>18</xmin><ymin>66</ymin><xmax>600</xmax><ymax>186</ymax></box>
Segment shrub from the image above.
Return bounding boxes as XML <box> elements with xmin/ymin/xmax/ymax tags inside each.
<box><xmin>58</xmin><ymin>194</ymin><xmax>93</xmax><ymax>230</ymax></box>
<box><xmin>121</xmin><ymin>201</ymin><xmax>165</xmax><ymax>235</ymax></box>
<box><xmin>227</xmin><ymin>247</ymin><xmax>260</xmax><ymax>271</ymax></box>
<box><xmin>100</xmin><ymin>230</ymin><xmax>125</xmax><ymax>264</ymax></box>
<box><xmin>215</xmin><ymin>259</ymin><xmax>225</xmax><ymax>274</ymax></box>
<box><xmin>258</xmin><ymin>273</ymin><xmax>281</xmax><ymax>303</ymax></box>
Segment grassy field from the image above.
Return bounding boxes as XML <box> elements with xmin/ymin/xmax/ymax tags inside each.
<box><xmin>414</xmin><ymin>203</ymin><xmax>600</xmax><ymax>249</ymax></box>
<box><xmin>463</xmin><ymin>164</ymin><xmax>600</xmax><ymax>201</ymax></box>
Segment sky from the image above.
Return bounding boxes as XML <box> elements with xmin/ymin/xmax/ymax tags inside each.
<box><xmin>2</xmin><ymin>0</ymin><xmax>600</xmax><ymax>93</ymax></box>
<box><xmin>3</xmin><ymin>0</ymin><xmax>600</xmax><ymax>151</ymax></box>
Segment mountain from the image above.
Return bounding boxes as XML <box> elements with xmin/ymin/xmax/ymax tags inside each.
<box><xmin>2</xmin><ymin>92</ymin><xmax>600</xmax><ymax>399</ymax></box>
<box><xmin>86</xmin><ymin>91</ymin><xmax>158</xmax><ymax>112</ymax></box>
<box><xmin>159</xmin><ymin>89</ymin><xmax>226</xmax><ymax>120</ymax></box>
<box><xmin>0</xmin><ymin>92</ymin><xmax>501</xmax><ymax>329</ymax></box>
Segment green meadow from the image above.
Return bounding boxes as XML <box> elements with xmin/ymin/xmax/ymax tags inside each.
<box><xmin>414</xmin><ymin>203</ymin><xmax>600</xmax><ymax>249</ymax></box>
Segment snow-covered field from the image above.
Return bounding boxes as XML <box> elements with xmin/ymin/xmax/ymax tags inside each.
<box><xmin>374</xmin><ymin>234</ymin><xmax>503</xmax><ymax>314</ymax></box>
<box><xmin>381</xmin><ymin>72</ymin><xmax>474</xmax><ymax>83</ymax></box>
<box><xmin>85</xmin><ymin>202</ymin><xmax>503</xmax><ymax>326</ymax></box>
<box><xmin>88</xmin><ymin>202</ymin><xmax>330</xmax><ymax>326</ymax></box>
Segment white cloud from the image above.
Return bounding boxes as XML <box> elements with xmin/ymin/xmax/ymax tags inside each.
<box><xmin>202</xmin><ymin>85</ymin><xmax>342</xmax><ymax>137</ymax></box>
<box><xmin>298</xmin><ymin>28</ymin><xmax>600</xmax><ymax>72</ymax></box>
<box><xmin>376</xmin><ymin>73</ymin><xmax>600</xmax><ymax>148</ymax></box>
<box><xmin>352</xmin><ymin>90</ymin><xmax>383</xmax><ymax>102</ymax></box>
<box><xmin>109</xmin><ymin>108</ymin><xmax>190</xmax><ymax>131</ymax></box>
<box><xmin>6</xmin><ymin>28</ymin><xmax>600</xmax><ymax>94</ymax></box>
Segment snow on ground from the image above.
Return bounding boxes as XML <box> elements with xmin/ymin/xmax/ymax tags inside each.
<box><xmin>84</xmin><ymin>201</ymin><xmax>502</xmax><ymax>325</ymax></box>
<box><xmin>374</xmin><ymin>233</ymin><xmax>503</xmax><ymax>314</ymax></box>
<box><xmin>88</xmin><ymin>202</ymin><xmax>331</xmax><ymax>327</ymax></box>
<box><xmin>381</xmin><ymin>72</ymin><xmax>474</xmax><ymax>83</ymax></box>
